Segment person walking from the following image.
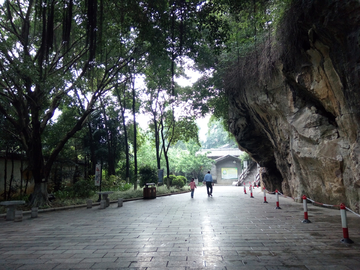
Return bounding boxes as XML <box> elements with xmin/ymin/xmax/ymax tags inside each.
<box><xmin>189</xmin><ymin>178</ymin><xmax>197</xmax><ymax>198</ymax></box>
<box><xmin>203</xmin><ymin>171</ymin><xmax>213</xmax><ymax>197</ymax></box>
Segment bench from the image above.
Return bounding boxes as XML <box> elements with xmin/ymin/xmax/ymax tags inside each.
<box><xmin>96</xmin><ymin>191</ymin><xmax>113</xmax><ymax>209</ymax></box>
<box><xmin>0</xmin><ymin>200</ymin><xmax>25</xmax><ymax>221</ymax></box>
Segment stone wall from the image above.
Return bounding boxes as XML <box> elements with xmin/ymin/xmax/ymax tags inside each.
<box><xmin>226</xmin><ymin>0</ymin><xmax>360</xmax><ymax>211</ymax></box>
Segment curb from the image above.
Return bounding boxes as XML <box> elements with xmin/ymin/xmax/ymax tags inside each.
<box><xmin>0</xmin><ymin>190</ymin><xmax>191</xmax><ymax>217</ymax></box>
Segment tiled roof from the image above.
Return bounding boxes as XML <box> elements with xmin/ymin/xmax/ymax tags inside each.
<box><xmin>213</xmin><ymin>154</ymin><xmax>241</xmax><ymax>163</ymax></box>
<box><xmin>197</xmin><ymin>148</ymin><xmax>243</xmax><ymax>158</ymax></box>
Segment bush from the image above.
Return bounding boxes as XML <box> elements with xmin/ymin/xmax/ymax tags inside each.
<box><xmin>100</xmin><ymin>175</ymin><xmax>131</xmax><ymax>191</ymax></box>
<box><xmin>118</xmin><ymin>182</ymin><xmax>132</xmax><ymax>191</ymax></box>
<box><xmin>72</xmin><ymin>178</ymin><xmax>97</xmax><ymax>198</ymax></box>
<box><xmin>139</xmin><ymin>165</ymin><xmax>158</xmax><ymax>188</ymax></box>
<box><xmin>176</xmin><ymin>175</ymin><xmax>187</xmax><ymax>187</ymax></box>
<box><xmin>53</xmin><ymin>177</ymin><xmax>97</xmax><ymax>199</ymax></box>
<box><xmin>163</xmin><ymin>174</ymin><xmax>176</xmax><ymax>187</ymax></box>
<box><xmin>172</xmin><ymin>176</ymin><xmax>185</xmax><ymax>188</ymax></box>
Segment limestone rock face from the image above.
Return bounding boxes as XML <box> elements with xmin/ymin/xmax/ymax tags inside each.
<box><xmin>227</xmin><ymin>0</ymin><xmax>360</xmax><ymax>210</ymax></box>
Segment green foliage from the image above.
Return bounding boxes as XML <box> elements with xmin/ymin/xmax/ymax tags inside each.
<box><xmin>171</xmin><ymin>177</ymin><xmax>185</xmax><ymax>188</ymax></box>
<box><xmin>72</xmin><ymin>179</ymin><xmax>97</xmax><ymax>198</ymax></box>
<box><xmin>239</xmin><ymin>152</ymin><xmax>251</xmax><ymax>169</ymax></box>
<box><xmin>168</xmin><ymin>139</ymin><xmax>214</xmax><ymax>181</ymax></box>
<box><xmin>101</xmin><ymin>175</ymin><xmax>131</xmax><ymax>191</ymax></box>
<box><xmin>137</xmin><ymin>134</ymin><xmax>159</xmax><ymax>169</ymax></box>
<box><xmin>240</xmin><ymin>152</ymin><xmax>250</xmax><ymax>161</ymax></box>
<box><xmin>53</xmin><ymin>189</ymin><xmax>73</xmax><ymax>200</ymax></box>
<box><xmin>202</xmin><ymin>118</ymin><xmax>238</xmax><ymax>149</ymax></box>
<box><xmin>175</xmin><ymin>175</ymin><xmax>187</xmax><ymax>187</ymax></box>
<box><xmin>164</xmin><ymin>174</ymin><xmax>177</xmax><ymax>187</ymax></box>
<box><xmin>139</xmin><ymin>165</ymin><xmax>158</xmax><ymax>188</ymax></box>
<box><xmin>0</xmin><ymin>0</ymin><xmax>293</xmax><ymax>206</ymax></box>
<box><xmin>53</xmin><ymin>177</ymin><xmax>97</xmax><ymax>199</ymax></box>
<box><xmin>11</xmin><ymin>193</ymin><xmax>30</xmax><ymax>202</ymax></box>
<box><xmin>176</xmin><ymin>175</ymin><xmax>187</xmax><ymax>183</ymax></box>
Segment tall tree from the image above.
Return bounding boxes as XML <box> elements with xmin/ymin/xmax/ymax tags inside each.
<box><xmin>160</xmin><ymin>110</ymin><xmax>199</xmax><ymax>182</ymax></box>
<box><xmin>142</xmin><ymin>54</ymin><xmax>174</xmax><ymax>170</ymax></box>
<box><xmin>0</xmin><ymin>0</ymin><xmax>157</xmax><ymax>206</ymax></box>
<box><xmin>0</xmin><ymin>0</ymin><xmax>239</xmax><ymax>205</ymax></box>
<box><xmin>114</xmin><ymin>81</ymin><xmax>131</xmax><ymax>183</ymax></box>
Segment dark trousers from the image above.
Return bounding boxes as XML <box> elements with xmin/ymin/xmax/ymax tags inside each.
<box><xmin>206</xmin><ymin>182</ymin><xmax>213</xmax><ymax>195</ymax></box>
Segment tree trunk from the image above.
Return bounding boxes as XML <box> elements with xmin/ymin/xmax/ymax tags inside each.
<box><xmin>153</xmin><ymin>117</ymin><xmax>161</xmax><ymax>170</ymax></box>
<box><xmin>27</xmin><ymin>121</ymin><xmax>49</xmax><ymax>207</ymax></box>
<box><xmin>160</xmin><ymin>118</ymin><xmax>170</xmax><ymax>188</ymax></box>
<box><xmin>3</xmin><ymin>147</ymin><xmax>8</xmax><ymax>200</ymax></box>
<box><xmin>101</xmin><ymin>99</ymin><xmax>116</xmax><ymax>176</ymax></box>
<box><xmin>121</xmin><ymin>107</ymin><xmax>130</xmax><ymax>183</ymax></box>
<box><xmin>20</xmin><ymin>156</ymin><xmax>23</xmax><ymax>196</ymax></box>
<box><xmin>132</xmin><ymin>73</ymin><xmax>138</xmax><ymax>190</ymax></box>
<box><xmin>87</xmin><ymin>121</ymin><xmax>96</xmax><ymax>176</ymax></box>
<box><xmin>31</xmin><ymin>182</ymin><xmax>49</xmax><ymax>207</ymax></box>
<box><xmin>7</xmin><ymin>152</ymin><xmax>15</xmax><ymax>199</ymax></box>
<box><xmin>25</xmin><ymin>170</ymin><xmax>29</xmax><ymax>196</ymax></box>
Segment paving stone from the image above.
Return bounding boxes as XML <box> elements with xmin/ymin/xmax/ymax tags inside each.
<box><xmin>1</xmin><ymin>186</ymin><xmax>360</xmax><ymax>269</ymax></box>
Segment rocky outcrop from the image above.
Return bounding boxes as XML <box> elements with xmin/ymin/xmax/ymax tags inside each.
<box><xmin>226</xmin><ymin>0</ymin><xmax>360</xmax><ymax>211</ymax></box>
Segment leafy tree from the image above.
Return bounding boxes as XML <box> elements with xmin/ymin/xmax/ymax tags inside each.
<box><xmin>114</xmin><ymin>82</ymin><xmax>132</xmax><ymax>183</ymax></box>
<box><xmin>160</xmin><ymin>110</ymin><xmax>199</xmax><ymax>183</ymax></box>
<box><xmin>137</xmin><ymin>132</ymin><xmax>159</xmax><ymax>170</ymax></box>
<box><xmin>202</xmin><ymin>118</ymin><xmax>238</xmax><ymax>149</ymax></box>
<box><xmin>0</xmin><ymin>0</ymin><xmax>149</xmax><ymax>206</ymax></box>
<box><xmin>1</xmin><ymin>0</ymin><xmax>274</xmax><ymax>206</ymax></box>
<box><xmin>139</xmin><ymin>165</ymin><xmax>158</xmax><ymax>188</ymax></box>
<box><xmin>141</xmin><ymin>54</ymin><xmax>174</xmax><ymax>170</ymax></box>
<box><xmin>175</xmin><ymin>139</ymin><xmax>214</xmax><ymax>180</ymax></box>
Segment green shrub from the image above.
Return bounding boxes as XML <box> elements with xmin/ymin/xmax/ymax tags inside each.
<box><xmin>176</xmin><ymin>175</ymin><xmax>187</xmax><ymax>186</ymax></box>
<box><xmin>139</xmin><ymin>165</ymin><xmax>158</xmax><ymax>187</ymax></box>
<box><xmin>100</xmin><ymin>175</ymin><xmax>131</xmax><ymax>191</ymax></box>
<box><xmin>172</xmin><ymin>177</ymin><xmax>185</xmax><ymax>188</ymax></box>
<box><xmin>163</xmin><ymin>174</ymin><xmax>176</xmax><ymax>187</ymax></box>
<box><xmin>72</xmin><ymin>178</ymin><xmax>97</xmax><ymax>198</ymax></box>
<box><xmin>118</xmin><ymin>182</ymin><xmax>132</xmax><ymax>191</ymax></box>
<box><xmin>53</xmin><ymin>189</ymin><xmax>72</xmax><ymax>200</ymax></box>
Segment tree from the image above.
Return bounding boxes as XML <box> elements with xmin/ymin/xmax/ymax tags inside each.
<box><xmin>0</xmin><ymin>0</ymin><xmax>162</xmax><ymax>206</ymax></box>
<box><xmin>174</xmin><ymin>139</ymin><xmax>213</xmax><ymax>180</ymax></box>
<box><xmin>0</xmin><ymin>0</ymin><xmax>245</xmax><ymax>205</ymax></box>
<box><xmin>160</xmin><ymin>110</ymin><xmax>199</xmax><ymax>183</ymax></box>
<box><xmin>114</xmin><ymin>82</ymin><xmax>132</xmax><ymax>183</ymax></box>
<box><xmin>202</xmin><ymin>118</ymin><xmax>238</xmax><ymax>149</ymax></box>
<box><xmin>142</xmin><ymin>55</ymin><xmax>173</xmax><ymax>171</ymax></box>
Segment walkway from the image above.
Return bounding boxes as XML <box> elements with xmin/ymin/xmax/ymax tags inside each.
<box><xmin>0</xmin><ymin>186</ymin><xmax>359</xmax><ymax>269</ymax></box>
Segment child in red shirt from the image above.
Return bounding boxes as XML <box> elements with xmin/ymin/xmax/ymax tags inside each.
<box><xmin>189</xmin><ymin>178</ymin><xmax>197</xmax><ymax>198</ymax></box>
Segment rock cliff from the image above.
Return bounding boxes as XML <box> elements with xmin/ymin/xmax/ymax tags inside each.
<box><xmin>226</xmin><ymin>0</ymin><xmax>360</xmax><ymax>211</ymax></box>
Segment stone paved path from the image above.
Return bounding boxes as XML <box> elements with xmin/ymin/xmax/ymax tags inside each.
<box><xmin>0</xmin><ymin>186</ymin><xmax>359</xmax><ymax>270</ymax></box>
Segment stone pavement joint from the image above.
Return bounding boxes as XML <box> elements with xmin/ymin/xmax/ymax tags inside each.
<box><xmin>0</xmin><ymin>186</ymin><xmax>359</xmax><ymax>269</ymax></box>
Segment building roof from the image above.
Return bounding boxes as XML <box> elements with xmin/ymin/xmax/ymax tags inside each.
<box><xmin>197</xmin><ymin>148</ymin><xmax>243</xmax><ymax>159</ymax></box>
<box><xmin>213</xmin><ymin>154</ymin><xmax>241</xmax><ymax>164</ymax></box>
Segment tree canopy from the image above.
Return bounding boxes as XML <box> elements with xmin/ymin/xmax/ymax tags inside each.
<box><xmin>0</xmin><ymin>0</ymin><xmax>291</xmax><ymax>205</ymax></box>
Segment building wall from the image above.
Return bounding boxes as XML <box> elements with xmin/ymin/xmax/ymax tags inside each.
<box><xmin>0</xmin><ymin>157</ymin><xmax>33</xmax><ymax>198</ymax></box>
<box><xmin>0</xmin><ymin>156</ymin><xmax>84</xmax><ymax>199</ymax></box>
<box><xmin>215</xmin><ymin>159</ymin><xmax>242</xmax><ymax>185</ymax></box>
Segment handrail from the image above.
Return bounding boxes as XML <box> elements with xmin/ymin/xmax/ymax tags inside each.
<box><xmin>237</xmin><ymin>161</ymin><xmax>256</xmax><ymax>185</ymax></box>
